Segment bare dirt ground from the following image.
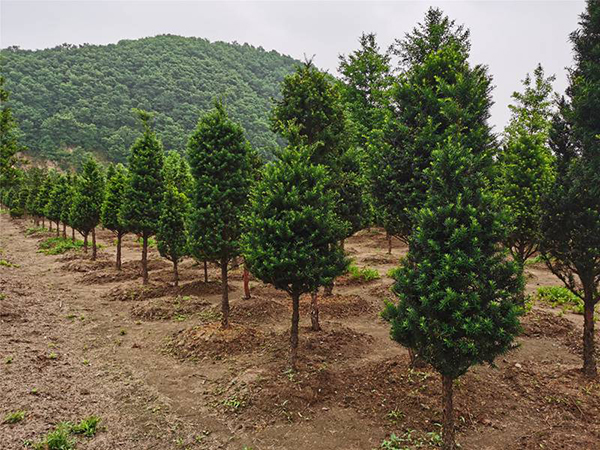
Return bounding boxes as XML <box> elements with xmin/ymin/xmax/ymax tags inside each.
<box><xmin>1</xmin><ymin>213</ymin><xmax>599</xmax><ymax>449</ymax></box>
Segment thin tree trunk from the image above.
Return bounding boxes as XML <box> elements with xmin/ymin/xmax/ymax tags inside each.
<box><xmin>71</xmin><ymin>227</ymin><xmax>75</xmax><ymax>243</ymax></box>
<box><xmin>290</xmin><ymin>292</ymin><xmax>300</xmax><ymax>370</ymax></box>
<box><xmin>48</xmin><ymin>219</ymin><xmax>51</xmax><ymax>231</ymax></box>
<box><xmin>62</xmin><ymin>222</ymin><xmax>66</xmax><ymax>239</ymax></box>
<box><xmin>42</xmin><ymin>217</ymin><xmax>45</xmax><ymax>228</ymax></box>
<box><xmin>83</xmin><ymin>233</ymin><xmax>88</xmax><ymax>253</ymax></box>
<box><xmin>221</xmin><ymin>257</ymin><xmax>229</xmax><ymax>328</ymax></box>
<box><xmin>173</xmin><ymin>260</ymin><xmax>179</xmax><ymax>287</ymax></box>
<box><xmin>583</xmin><ymin>284</ymin><xmax>597</xmax><ymax>377</ymax></box>
<box><xmin>310</xmin><ymin>290</ymin><xmax>321</xmax><ymax>331</ymax></box>
<box><xmin>116</xmin><ymin>232</ymin><xmax>122</xmax><ymax>270</ymax></box>
<box><xmin>204</xmin><ymin>260</ymin><xmax>208</xmax><ymax>283</ymax></box>
<box><xmin>387</xmin><ymin>232</ymin><xmax>392</xmax><ymax>254</ymax></box>
<box><xmin>91</xmin><ymin>228</ymin><xmax>97</xmax><ymax>261</ymax></box>
<box><xmin>56</xmin><ymin>222</ymin><xmax>60</xmax><ymax>237</ymax></box>
<box><xmin>142</xmin><ymin>234</ymin><xmax>149</xmax><ymax>285</ymax></box>
<box><xmin>341</xmin><ymin>239</ymin><xmax>345</xmax><ymax>251</ymax></box>
<box><xmin>442</xmin><ymin>374</ymin><xmax>456</xmax><ymax>450</ymax></box>
<box><xmin>243</xmin><ymin>265</ymin><xmax>251</xmax><ymax>299</ymax></box>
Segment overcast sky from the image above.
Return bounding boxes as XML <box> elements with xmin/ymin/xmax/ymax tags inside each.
<box><xmin>1</xmin><ymin>0</ymin><xmax>585</xmax><ymax>132</ymax></box>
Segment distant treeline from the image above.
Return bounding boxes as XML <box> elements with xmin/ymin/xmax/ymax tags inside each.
<box><xmin>1</xmin><ymin>35</ymin><xmax>299</xmax><ymax>166</ymax></box>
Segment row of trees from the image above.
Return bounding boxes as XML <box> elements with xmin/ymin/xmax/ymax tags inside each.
<box><xmin>1</xmin><ymin>4</ymin><xmax>599</xmax><ymax>449</ymax></box>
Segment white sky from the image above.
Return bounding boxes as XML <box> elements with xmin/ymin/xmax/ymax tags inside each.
<box><xmin>1</xmin><ymin>0</ymin><xmax>586</xmax><ymax>132</ymax></box>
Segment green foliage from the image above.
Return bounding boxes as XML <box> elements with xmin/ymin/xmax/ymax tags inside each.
<box><xmin>34</xmin><ymin>171</ymin><xmax>56</xmax><ymax>220</ymax></box>
<box><xmin>3</xmin><ymin>410</ymin><xmax>26</xmax><ymax>424</ymax></box>
<box><xmin>70</xmin><ymin>416</ymin><xmax>101</xmax><ymax>437</ymax></box>
<box><xmin>38</xmin><ymin>237</ymin><xmax>84</xmax><ymax>255</ymax></box>
<box><xmin>70</xmin><ymin>157</ymin><xmax>104</xmax><ymax>235</ymax></box>
<box><xmin>379</xmin><ymin>429</ymin><xmax>443</xmax><ymax>449</ymax></box>
<box><xmin>121</xmin><ymin>111</ymin><xmax>164</xmax><ymax>238</ymax></box>
<box><xmin>387</xmin><ymin>136</ymin><xmax>523</xmax><ymax>380</ymax></box>
<box><xmin>535</xmin><ymin>286</ymin><xmax>584</xmax><ymax>314</ymax></box>
<box><xmin>243</xmin><ymin>143</ymin><xmax>348</xmax><ymax>296</ymax></box>
<box><xmin>496</xmin><ymin>64</ymin><xmax>556</xmax><ymax>264</ymax></box>
<box><xmin>339</xmin><ymin>33</ymin><xmax>392</xmax><ymax>149</ymax></box>
<box><xmin>162</xmin><ymin>150</ymin><xmax>193</xmax><ymax>197</ymax></box>
<box><xmin>0</xmin><ymin>76</ymin><xmax>24</xmax><ymax>189</ymax></box>
<box><xmin>347</xmin><ymin>263</ymin><xmax>380</xmax><ymax>282</ymax></box>
<box><xmin>1</xmin><ymin>36</ymin><xmax>298</xmax><ymax>164</ymax></box>
<box><xmin>188</xmin><ymin>101</ymin><xmax>253</xmax><ymax>265</ymax></box>
<box><xmin>369</xmin><ymin>8</ymin><xmax>494</xmax><ymax>241</ymax></box>
<box><xmin>156</xmin><ymin>184</ymin><xmax>189</xmax><ymax>264</ymax></box>
<box><xmin>0</xmin><ymin>258</ymin><xmax>20</xmax><ymax>268</ymax></box>
<box><xmin>100</xmin><ymin>163</ymin><xmax>128</xmax><ymax>233</ymax></box>
<box><xmin>46</xmin><ymin>174</ymin><xmax>70</xmax><ymax>226</ymax></box>
<box><xmin>31</xmin><ymin>423</ymin><xmax>75</xmax><ymax>450</ymax></box>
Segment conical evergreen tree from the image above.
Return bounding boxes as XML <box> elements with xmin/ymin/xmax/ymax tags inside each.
<box><xmin>496</xmin><ymin>64</ymin><xmax>556</xmax><ymax>265</ymax></box>
<box><xmin>156</xmin><ymin>184</ymin><xmax>189</xmax><ymax>286</ymax></box>
<box><xmin>242</xmin><ymin>141</ymin><xmax>348</xmax><ymax>370</ymax></box>
<box><xmin>46</xmin><ymin>174</ymin><xmax>69</xmax><ymax>237</ymax></box>
<box><xmin>369</xmin><ymin>8</ymin><xmax>494</xmax><ymax>246</ymax></box>
<box><xmin>101</xmin><ymin>164</ymin><xmax>129</xmax><ymax>269</ymax></box>
<box><xmin>385</xmin><ymin>136</ymin><xmax>523</xmax><ymax>450</ymax></box>
<box><xmin>188</xmin><ymin>100</ymin><xmax>253</xmax><ymax>328</ymax></box>
<box><xmin>541</xmin><ymin>1</ymin><xmax>600</xmax><ymax>377</ymax></box>
<box><xmin>71</xmin><ymin>157</ymin><xmax>105</xmax><ymax>259</ymax></box>
<box><xmin>121</xmin><ymin>110</ymin><xmax>165</xmax><ymax>284</ymax></box>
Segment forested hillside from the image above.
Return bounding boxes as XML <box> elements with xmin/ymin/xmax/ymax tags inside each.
<box><xmin>1</xmin><ymin>35</ymin><xmax>299</xmax><ymax>165</ymax></box>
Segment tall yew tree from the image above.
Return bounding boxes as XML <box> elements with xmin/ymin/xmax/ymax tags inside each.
<box><xmin>188</xmin><ymin>101</ymin><xmax>253</xmax><ymax>328</ymax></box>
<box><xmin>243</xmin><ymin>142</ymin><xmax>348</xmax><ymax>370</ymax></box>
<box><xmin>121</xmin><ymin>111</ymin><xmax>165</xmax><ymax>284</ymax></box>
<box><xmin>541</xmin><ymin>0</ymin><xmax>600</xmax><ymax>377</ymax></box>
<box><xmin>497</xmin><ymin>64</ymin><xmax>556</xmax><ymax>265</ymax></box>
<box><xmin>369</xmin><ymin>8</ymin><xmax>494</xmax><ymax>246</ymax></box>
<box><xmin>71</xmin><ymin>157</ymin><xmax>105</xmax><ymax>259</ymax></box>
<box><xmin>101</xmin><ymin>164</ymin><xmax>129</xmax><ymax>270</ymax></box>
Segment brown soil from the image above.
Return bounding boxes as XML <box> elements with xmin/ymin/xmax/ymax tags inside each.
<box><xmin>1</xmin><ymin>215</ymin><xmax>599</xmax><ymax>449</ymax></box>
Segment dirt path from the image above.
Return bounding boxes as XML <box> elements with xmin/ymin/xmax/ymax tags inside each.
<box><xmin>1</xmin><ymin>214</ymin><xmax>599</xmax><ymax>449</ymax></box>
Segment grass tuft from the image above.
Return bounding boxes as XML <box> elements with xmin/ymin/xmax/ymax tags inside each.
<box><xmin>347</xmin><ymin>263</ymin><xmax>380</xmax><ymax>282</ymax></box>
<box><xmin>38</xmin><ymin>237</ymin><xmax>84</xmax><ymax>255</ymax></box>
<box><xmin>535</xmin><ymin>286</ymin><xmax>584</xmax><ymax>315</ymax></box>
<box><xmin>4</xmin><ymin>410</ymin><xmax>26</xmax><ymax>424</ymax></box>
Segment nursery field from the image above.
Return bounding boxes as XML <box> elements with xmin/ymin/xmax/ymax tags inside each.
<box><xmin>1</xmin><ymin>213</ymin><xmax>599</xmax><ymax>450</ymax></box>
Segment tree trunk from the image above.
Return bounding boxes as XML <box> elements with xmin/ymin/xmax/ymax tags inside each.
<box><xmin>324</xmin><ymin>282</ymin><xmax>333</xmax><ymax>297</ymax></box>
<box><xmin>62</xmin><ymin>222</ymin><xmax>66</xmax><ymax>239</ymax></box>
<box><xmin>243</xmin><ymin>265</ymin><xmax>251</xmax><ymax>299</ymax></box>
<box><xmin>42</xmin><ymin>217</ymin><xmax>45</xmax><ymax>228</ymax></box>
<box><xmin>116</xmin><ymin>232</ymin><xmax>122</xmax><ymax>270</ymax></box>
<box><xmin>173</xmin><ymin>260</ymin><xmax>179</xmax><ymax>287</ymax></box>
<box><xmin>290</xmin><ymin>292</ymin><xmax>300</xmax><ymax>370</ymax></box>
<box><xmin>310</xmin><ymin>290</ymin><xmax>321</xmax><ymax>331</ymax></box>
<box><xmin>409</xmin><ymin>348</ymin><xmax>427</xmax><ymax>369</ymax></box>
<box><xmin>387</xmin><ymin>232</ymin><xmax>392</xmax><ymax>254</ymax></box>
<box><xmin>142</xmin><ymin>234</ymin><xmax>149</xmax><ymax>285</ymax></box>
<box><xmin>83</xmin><ymin>233</ymin><xmax>88</xmax><ymax>253</ymax></box>
<box><xmin>442</xmin><ymin>374</ymin><xmax>456</xmax><ymax>450</ymax></box>
<box><xmin>56</xmin><ymin>222</ymin><xmax>60</xmax><ymax>237</ymax></box>
<box><xmin>48</xmin><ymin>219</ymin><xmax>52</xmax><ymax>231</ymax></box>
<box><xmin>204</xmin><ymin>260</ymin><xmax>208</xmax><ymax>283</ymax></box>
<box><xmin>71</xmin><ymin>227</ymin><xmax>75</xmax><ymax>243</ymax></box>
<box><xmin>341</xmin><ymin>239</ymin><xmax>345</xmax><ymax>251</ymax></box>
<box><xmin>583</xmin><ymin>284</ymin><xmax>597</xmax><ymax>377</ymax></box>
<box><xmin>221</xmin><ymin>257</ymin><xmax>229</xmax><ymax>328</ymax></box>
<box><xmin>91</xmin><ymin>228</ymin><xmax>97</xmax><ymax>261</ymax></box>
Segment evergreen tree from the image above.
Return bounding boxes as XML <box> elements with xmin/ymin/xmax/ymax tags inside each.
<box><xmin>385</xmin><ymin>136</ymin><xmax>523</xmax><ymax>450</ymax></box>
<box><xmin>188</xmin><ymin>101</ymin><xmax>253</xmax><ymax>328</ymax></box>
<box><xmin>0</xmin><ymin>76</ymin><xmax>24</xmax><ymax>190</ymax></box>
<box><xmin>62</xmin><ymin>173</ymin><xmax>77</xmax><ymax>241</ymax></box>
<box><xmin>369</xmin><ymin>8</ymin><xmax>494</xmax><ymax>247</ymax></box>
<box><xmin>338</xmin><ymin>32</ymin><xmax>392</xmax><ymax>149</ymax></box>
<box><xmin>35</xmin><ymin>171</ymin><xmax>55</xmax><ymax>229</ymax></box>
<box><xmin>496</xmin><ymin>64</ymin><xmax>556</xmax><ymax>265</ymax></box>
<box><xmin>157</xmin><ymin>184</ymin><xmax>189</xmax><ymax>286</ymax></box>
<box><xmin>101</xmin><ymin>164</ymin><xmax>129</xmax><ymax>269</ymax></box>
<box><xmin>70</xmin><ymin>157</ymin><xmax>105</xmax><ymax>259</ymax></box>
<box><xmin>541</xmin><ymin>0</ymin><xmax>600</xmax><ymax>377</ymax></box>
<box><xmin>121</xmin><ymin>110</ymin><xmax>165</xmax><ymax>284</ymax></box>
<box><xmin>46</xmin><ymin>174</ymin><xmax>69</xmax><ymax>237</ymax></box>
<box><xmin>26</xmin><ymin>168</ymin><xmax>44</xmax><ymax>225</ymax></box>
<box><xmin>242</xmin><ymin>142</ymin><xmax>348</xmax><ymax>370</ymax></box>
<box><xmin>163</xmin><ymin>150</ymin><xmax>194</xmax><ymax>198</ymax></box>
<box><xmin>272</xmin><ymin>61</ymin><xmax>364</xmax><ymax>323</ymax></box>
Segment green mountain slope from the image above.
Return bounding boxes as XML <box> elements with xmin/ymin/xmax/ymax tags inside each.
<box><xmin>1</xmin><ymin>35</ymin><xmax>300</xmax><ymax>165</ymax></box>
